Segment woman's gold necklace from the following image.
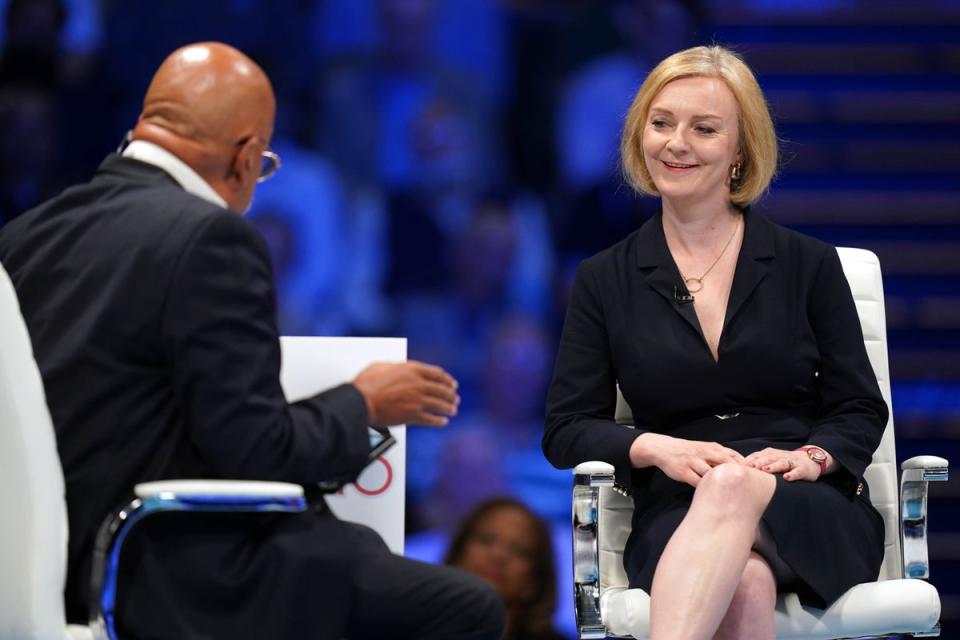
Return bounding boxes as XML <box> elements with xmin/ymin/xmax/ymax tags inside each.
<box><xmin>678</xmin><ymin>216</ymin><xmax>741</xmax><ymax>295</ymax></box>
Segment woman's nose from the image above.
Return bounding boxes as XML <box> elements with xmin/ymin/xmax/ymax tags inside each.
<box><xmin>489</xmin><ymin>543</ymin><xmax>509</xmax><ymax>561</ymax></box>
<box><xmin>666</xmin><ymin>127</ymin><xmax>689</xmax><ymax>154</ymax></box>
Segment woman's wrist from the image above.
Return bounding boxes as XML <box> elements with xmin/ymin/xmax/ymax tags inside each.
<box><xmin>796</xmin><ymin>445</ymin><xmax>835</xmax><ymax>475</ymax></box>
<box><xmin>629</xmin><ymin>432</ymin><xmax>663</xmax><ymax>469</ymax></box>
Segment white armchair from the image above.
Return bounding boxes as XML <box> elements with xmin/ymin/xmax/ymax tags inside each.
<box><xmin>570</xmin><ymin>248</ymin><xmax>949</xmax><ymax>639</ymax></box>
<box><xmin>0</xmin><ymin>264</ymin><xmax>306</xmax><ymax>640</ymax></box>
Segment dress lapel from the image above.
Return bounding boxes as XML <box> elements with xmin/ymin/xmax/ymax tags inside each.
<box><xmin>634</xmin><ymin>214</ymin><xmax>705</xmax><ymax>342</ymax></box>
<box><xmin>633</xmin><ymin>209</ymin><xmax>777</xmax><ymax>349</ymax></box>
<box><xmin>723</xmin><ymin>209</ymin><xmax>776</xmax><ymax>332</ymax></box>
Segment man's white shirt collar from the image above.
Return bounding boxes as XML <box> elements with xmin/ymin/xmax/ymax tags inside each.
<box><xmin>122</xmin><ymin>140</ymin><xmax>229</xmax><ymax>210</ymax></box>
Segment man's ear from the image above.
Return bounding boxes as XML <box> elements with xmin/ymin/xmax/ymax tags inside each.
<box><xmin>228</xmin><ymin>138</ymin><xmax>258</xmax><ymax>186</ymax></box>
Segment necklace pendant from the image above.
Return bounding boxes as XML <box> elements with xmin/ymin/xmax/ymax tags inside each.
<box><xmin>684</xmin><ymin>277</ymin><xmax>704</xmax><ymax>293</ymax></box>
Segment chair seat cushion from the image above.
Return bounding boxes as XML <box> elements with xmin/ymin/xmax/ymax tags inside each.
<box><xmin>67</xmin><ymin>624</ymin><xmax>94</xmax><ymax>640</ymax></box>
<box><xmin>601</xmin><ymin>579</ymin><xmax>940</xmax><ymax>639</ymax></box>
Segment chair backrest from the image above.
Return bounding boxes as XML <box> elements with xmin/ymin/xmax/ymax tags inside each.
<box><xmin>609</xmin><ymin>247</ymin><xmax>901</xmax><ymax>588</ymax></box>
<box><xmin>836</xmin><ymin>248</ymin><xmax>900</xmax><ymax>581</ymax></box>
<box><xmin>0</xmin><ymin>262</ymin><xmax>71</xmax><ymax>638</ymax></box>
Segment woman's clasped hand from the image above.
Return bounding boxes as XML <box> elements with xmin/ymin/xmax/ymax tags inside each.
<box><xmin>629</xmin><ymin>433</ymin><xmax>824</xmax><ymax>487</ymax></box>
<box><xmin>745</xmin><ymin>447</ymin><xmax>825</xmax><ymax>482</ymax></box>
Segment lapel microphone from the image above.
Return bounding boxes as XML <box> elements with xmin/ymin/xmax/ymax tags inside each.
<box><xmin>674</xmin><ymin>285</ymin><xmax>694</xmax><ymax>305</ymax></box>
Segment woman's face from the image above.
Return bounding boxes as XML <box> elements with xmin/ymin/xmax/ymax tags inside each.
<box><xmin>642</xmin><ymin>75</ymin><xmax>741</xmax><ymax>207</ymax></box>
<box><xmin>456</xmin><ymin>506</ymin><xmax>539</xmax><ymax>607</ymax></box>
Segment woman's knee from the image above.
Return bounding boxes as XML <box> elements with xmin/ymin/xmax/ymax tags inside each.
<box><xmin>696</xmin><ymin>463</ymin><xmax>775</xmax><ymax>512</ymax></box>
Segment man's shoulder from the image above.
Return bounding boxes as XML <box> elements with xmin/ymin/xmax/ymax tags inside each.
<box><xmin>102</xmin><ymin>154</ymin><xmax>261</xmax><ymax>239</ymax></box>
<box><xmin>0</xmin><ymin>158</ymin><xmax>253</xmax><ymax>269</ymax></box>
<box><xmin>96</xmin><ymin>157</ymin><xmax>226</xmax><ymax>224</ymax></box>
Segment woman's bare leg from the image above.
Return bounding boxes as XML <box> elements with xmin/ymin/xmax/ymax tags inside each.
<box><xmin>713</xmin><ymin>552</ymin><xmax>777</xmax><ymax>640</ymax></box>
<box><xmin>649</xmin><ymin>463</ymin><xmax>776</xmax><ymax>640</ymax></box>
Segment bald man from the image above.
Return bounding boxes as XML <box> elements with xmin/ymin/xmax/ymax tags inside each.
<box><xmin>0</xmin><ymin>43</ymin><xmax>504</xmax><ymax>639</ymax></box>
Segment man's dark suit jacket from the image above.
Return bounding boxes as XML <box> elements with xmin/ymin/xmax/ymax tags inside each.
<box><xmin>0</xmin><ymin>154</ymin><xmax>373</xmax><ymax>624</ymax></box>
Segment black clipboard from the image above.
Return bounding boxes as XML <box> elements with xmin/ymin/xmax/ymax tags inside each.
<box><xmin>316</xmin><ymin>427</ymin><xmax>396</xmax><ymax>493</ymax></box>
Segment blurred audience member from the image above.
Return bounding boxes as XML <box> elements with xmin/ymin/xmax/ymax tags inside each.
<box><xmin>446</xmin><ymin>498</ymin><xmax>569</xmax><ymax>640</ymax></box>
<box><xmin>312</xmin><ymin>0</ymin><xmax>507</xmax><ymax>106</ymax></box>
<box><xmin>0</xmin><ymin>0</ymin><xmax>65</xmax><ymax>90</ymax></box>
<box><xmin>552</xmin><ymin>0</ymin><xmax>703</xmax><ymax>264</ymax></box>
<box><xmin>247</xmin><ymin>138</ymin><xmax>359</xmax><ymax>336</ymax></box>
<box><xmin>99</xmin><ymin>0</ymin><xmax>313</xmax><ymax>130</ymax></box>
<box><xmin>0</xmin><ymin>88</ymin><xmax>59</xmax><ymax>224</ymax></box>
<box><xmin>0</xmin><ymin>0</ymin><xmax>66</xmax><ymax>222</ymax></box>
<box><xmin>0</xmin><ymin>0</ymin><xmax>114</xmax><ymax>199</ymax></box>
<box><xmin>383</xmin><ymin>96</ymin><xmax>494</xmax><ymax>296</ymax></box>
<box><xmin>485</xmin><ymin>316</ymin><xmax>569</xmax><ymax>520</ymax></box>
<box><xmin>417</xmin><ymin>428</ymin><xmax>508</xmax><ymax>531</ymax></box>
<box><xmin>501</xmin><ymin>0</ymin><xmax>580</xmax><ymax>192</ymax></box>
<box><xmin>627</xmin><ymin>0</ymin><xmax>705</xmax><ymax>63</ymax></box>
<box><xmin>409</xmin><ymin>314</ymin><xmax>564</xmax><ymax>528</ymax></box>
<box><xmin>396</xmin><ymin>199</ymin><xmax>520</xmax><ymax>406</ymax></box>
<box><xmin>481</xmin><ymin>316</ymin><xmax>553</xmax><ymax>448</ymax></box>
<box><xmin>316</xmin><ymin>0</ymin><xmax>496</xmax><ymax>193</ymax></box>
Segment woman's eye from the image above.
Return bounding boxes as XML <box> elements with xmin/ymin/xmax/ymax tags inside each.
<box><xmin>651</xmin><ymin>119</ymin><xmax>668</xmax><ymax>128</ymax></box>
<box><xmin>473</xmin><ymin>531</ymin><xmax>496</xmax><ymax>546</ymax></box>
<box><xmin>509</xmin><ymin>544</ymin><xmax>534</xmax><ymax>560</ymax></box>
<box><xmin>696</xmin><ymin>126</ymin><xmax>716</xmax><ymax>134</ymax></box>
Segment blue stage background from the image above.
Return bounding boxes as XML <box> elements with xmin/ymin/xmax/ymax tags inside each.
<box><xmin>0</xmin><ymin>0</ymin><xmax>957</xmax><ymax>637</ymax></box>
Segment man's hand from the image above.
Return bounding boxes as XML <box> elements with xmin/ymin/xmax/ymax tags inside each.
<box><xmin>352</xmin><ymin>361</ymin><xmax>460</xmax><ymax>428</ymax></box>
<box><xmin>629</xmin><ymin>433</ymin><xmax>745</xmax><ymax>487</ymax></box>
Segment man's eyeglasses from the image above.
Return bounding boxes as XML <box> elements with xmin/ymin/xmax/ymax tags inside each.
<box><xmin>258</xmin><ymin>148</ymin><xmax>281</xmax><ymax>183</ymax></box>
<box><xmin>117</xmin><ymin>130</ymin><xmax>281</xmax><ymax>182</ymax></box>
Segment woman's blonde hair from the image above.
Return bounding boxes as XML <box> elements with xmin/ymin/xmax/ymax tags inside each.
<box><xmin>620</xmin><ymin>45</ymin><xmax>777</xmax><ymax>208</ymax></box>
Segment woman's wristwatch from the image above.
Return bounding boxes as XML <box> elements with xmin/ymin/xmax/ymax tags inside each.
<box><xmin>796</xmin><ymin>446</ymin><xmax>828</xmax><ymax>474</ymax></box>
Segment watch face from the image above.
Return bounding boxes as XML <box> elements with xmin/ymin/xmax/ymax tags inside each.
<box><xmin>807</xmin><ymin>448</ymin><xmax>827</xmax><ymax>463</ymax></box>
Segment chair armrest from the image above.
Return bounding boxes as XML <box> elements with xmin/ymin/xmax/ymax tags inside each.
<box><xmin>134</xmin><ymin>479</ymin><xmax>305</xmax><ymax>503</ymax></box>
<box><xmin>572</xmin><ymin>463</ymin><xmax>612</xmax><ymax>639</ymax></box>
<box><xmin>900</xmin><ymin>457</ymin><xmax>949</xmax><ymax>581</ymax></box>
<box><xmin>573</xmin><ymin>461</ymin><xmax>615</xmax><ymax>485</ymax></box>
<box><xmin>901</xmin><ymin>456</ymin><xmax>949</xmax><ymax>478</ymax></box>
<box><xmin>89</xmin><ymin>480</ymin><xmax>307</xmax><ymax>640</ymax></box>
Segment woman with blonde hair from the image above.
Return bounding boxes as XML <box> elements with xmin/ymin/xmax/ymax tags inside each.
<box><xmin>544</xmin><ymin>45</ymin><xmax>886</xmax><ymax>639</ymax></box>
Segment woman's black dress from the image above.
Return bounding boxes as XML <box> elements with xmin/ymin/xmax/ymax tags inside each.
<box><xmin>543</xmin><ymin>210</ymin><xmax>887</xmax><ymax>607</ymax></box>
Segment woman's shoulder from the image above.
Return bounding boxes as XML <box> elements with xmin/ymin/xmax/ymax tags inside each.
<box><xmin>577</xmin><ymin>221</ymin><xmax>651</xmax><ymax>275</ymax></box>
<box><xmin>751</xmin><ymin>209</ymin><xmax>835</xmax><ymax>264</ymax></box>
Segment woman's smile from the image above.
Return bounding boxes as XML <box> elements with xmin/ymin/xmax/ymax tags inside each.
<box><xmin>662</xmin><ymin>160</ymin><xmax>699</xmax><ymax>172</ymax></box>
<box><xmin>642</xmin><ymin>75</ymin><xmax>741</xmax><ymax>204</ymax></box>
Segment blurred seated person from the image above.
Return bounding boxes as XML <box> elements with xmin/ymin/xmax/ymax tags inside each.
<box><xmin>544</xmin><ymin>46</ymin><xmax>887</xmax><ymax>640</ymax></box>
<box><xmin>446</xmin><ymin>498</ymin><xmax>569</xmax><ymax>640</ymax></box>
<box><xmin>0</xmin><ymin>88</ymin><xmax>60</xmax><ymax>225</ymax></box>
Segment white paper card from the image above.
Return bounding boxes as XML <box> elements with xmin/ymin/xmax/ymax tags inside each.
<box><xmin>279</xmin><ymin>336</ymin><xmax>406</xmax><ymax>554</ymax></box>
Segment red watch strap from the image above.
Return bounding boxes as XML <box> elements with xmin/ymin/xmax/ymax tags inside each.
<box><xmin>796</xmin><ymin>446</ymin><xmax>827</xmax><ymax>474</ymax></box>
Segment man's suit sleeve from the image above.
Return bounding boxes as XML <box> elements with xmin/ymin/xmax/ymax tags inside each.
<box><xmin>161</xmin><ymin>210</ymin><xmax>371</xmax><ymax>484</ymax></box>
<box><xmin>807</xmin><ymin>245</ymin><xmax>889</xmax><ymax>495</ymax></box>
<box><xmin>543</xmin><ymin>259</ymin><xmax>642</xmax><ymax>483</ymax></box>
